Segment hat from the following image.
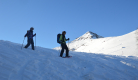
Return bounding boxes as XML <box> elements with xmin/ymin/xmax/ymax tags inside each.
<box><xmin>62</xmin><ymin>31</ymin><xmax>66</xmax><ymax>34</ymax></box>
<box><xmin>30</xmin><ymin>27</ymin><xmax>34</xmax><ymax>30</ymax></box>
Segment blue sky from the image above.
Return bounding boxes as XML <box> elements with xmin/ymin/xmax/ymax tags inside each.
<box><xmin>0</xmin><ymin>0</ymin><xmax>138</xmax><ymax>48</ymax></box>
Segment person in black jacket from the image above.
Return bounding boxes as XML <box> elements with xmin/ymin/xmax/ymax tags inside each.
<box><xmin>59</xmin><ymin>31</ymin><xmax>70</xmax><ymax>57</ymax></box>
<box><xmin>24</xmin><ymin>27</ymin><xmax>36</xmax><ymax>50</ymax></box>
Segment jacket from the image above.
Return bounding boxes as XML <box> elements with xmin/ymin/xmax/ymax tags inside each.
<box><xmin>25</xmin><ymin>30</ymin><xmax>35</xmax><ymax>39</ymax></box>
<box><xmin>59</xmin><ymin>34</ymin><xmax>67</xmax><ymax>44</ymax></box>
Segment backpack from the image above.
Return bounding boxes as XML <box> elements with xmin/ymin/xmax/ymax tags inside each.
<box><xmin>26</xmin><ymin>30</ymin><xmax>33</xmax><ymax>38</ymax></box>
<box><xmin>57</xmin><ymin>34</ymin><xmax>61</xmax><ymax>43</ymax></box>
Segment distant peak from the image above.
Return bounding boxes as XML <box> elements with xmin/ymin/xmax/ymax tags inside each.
<box><xmin>86</xmin><ymin>31</ymin><xmax>93</xmax><ymax>33</ymax></box>
<box><xmin>85</xmin><ymin>31</ymin><xmax>104</xmax><ymax>38</ymax></box>
<box><xmin>85</xmin><ymin>31</ymin><xmax>96</xmax><ymax>35</ymax></box>
<box><xmin>74</xmin><ymin>31</ymin><xmax>104</xmax><ymax>41</ymax></box>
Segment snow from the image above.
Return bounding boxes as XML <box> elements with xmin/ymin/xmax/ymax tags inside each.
<box><xmin>0</xmin><ymin>40</ymin><xmax>138</xmax><ymax>80</ymax></box>
<box><xmin>55</xmin><ymin>30</ymin><xmax>138</xmax><ymax>57</ymax></box>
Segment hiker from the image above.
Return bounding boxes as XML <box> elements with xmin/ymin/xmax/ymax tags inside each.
<box><xmin>59</xmin><ymin>31</ymin><xmax>70</xmax><ymax>57</ymax></box>
<box><xmin>24</xmin><ymin>27</ymin><xmax>36</xmax><ymax>50</ymax></box>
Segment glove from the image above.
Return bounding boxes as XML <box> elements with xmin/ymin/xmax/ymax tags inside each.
<box><xmin>67</xmin><ymin>38</ymin><xmax>70</xmax><ymax>41</ymax></box>
<box><xmin>34</xmin><ymin>33</ymin><xmax>36</xmax><ymax>36</ymax></box>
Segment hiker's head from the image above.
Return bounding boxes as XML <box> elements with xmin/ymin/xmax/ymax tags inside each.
<box><xmin>30</xmin><ymin>27</ymin><xmax>34</xmax><ymax>31</ymax></box>
<box><xmin>62</xmin><ymin>31</ymin><xmax>66</xmax><ymax>35</ymax></box>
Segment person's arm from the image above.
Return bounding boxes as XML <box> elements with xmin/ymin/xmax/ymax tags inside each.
<box><xmin>24</xmin><ymin>31</ymin><xmax>28</xmax><ymax>37</ymax></box>
<box><xmin>65</xmin><ymin>37</ymin><xmax>70</xmax><ymax>41</ymax></box>
<box><xmin>33</xmin><ymin>33</ymin><xmax>36</xmax><ymax>37</ymax></box>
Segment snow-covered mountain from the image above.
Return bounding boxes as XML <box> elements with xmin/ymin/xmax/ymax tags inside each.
<box><xmin>0</xmin><ymin>40</ymin><xmax>138</xmax><ymax>80</ymax></box>
<box><xmin>75</xmin><ymin>31</ymin><xmax>103</xmax><ymax>40</ymax></box>
<box><xmin>55</xmin><ymin>30</ymin><xmax>138</xmax><ymax>57</ymax></box>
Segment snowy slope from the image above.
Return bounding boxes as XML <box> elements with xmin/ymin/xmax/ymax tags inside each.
<box><xmin>0</xmin><ymin>40</ymin><xmax>138</xmax><ymax>80</ymax></box>
<box><xmin>55</xmin><ymin>30</ymin><xmax>138</xmax><ymax>57</ymax></box>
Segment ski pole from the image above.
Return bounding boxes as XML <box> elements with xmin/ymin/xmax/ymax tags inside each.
<box><xmin>59</xmin><ymin>46</ymin><xmax>61</xmax><ymax>56</ymax></box>
<box><xmin>68</xmin><ymin>40</ymin><xmax>70</xmax><ymax>50</ymax></box>
<box><xmin>21</xmin><ymin>37</ymin><xmax>25</xmax><ymax>50</ymax></box>
<box><xmin>35</xmin><ymin>35</ymin><xmax>36</xmax><ymax>49</ymax></box>
<box><xmin>68</xmin><ymin>40</ymin><xmax>70</xmax><ymax>56</ymax></box>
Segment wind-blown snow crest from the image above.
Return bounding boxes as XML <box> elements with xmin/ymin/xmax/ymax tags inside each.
<box><xmin>0</xmin><ymin>40</ymin><xmax>138</xmax><ymax>80</ymax></box>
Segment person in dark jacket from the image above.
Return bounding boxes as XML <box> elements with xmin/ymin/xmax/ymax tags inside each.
<box><xmin>24</xmin><ymin>27</ymin><xmax>36</xmax><ymax>50</ymax></box>
<box><xmin>59</xmin><ymin>31</ymin><xmax>70</xmax><ymax>57</ymax></box>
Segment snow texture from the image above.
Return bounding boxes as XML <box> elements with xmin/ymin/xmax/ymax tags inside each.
<box><xmin>0</xmin><ymin>40</ymin><xmax>138</xmax><ymax>80</ymax></box>
<box><xmin>136</xmin><ymin>29</ymin><xmax>138</xmax><ymax>49</ymax></box>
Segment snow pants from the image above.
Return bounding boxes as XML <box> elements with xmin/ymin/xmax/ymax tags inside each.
<box><xmin>60</xmin><ymin>43</ymin><xmax>69</xmax><ymax>57</ymax></box>
<box><xmin>24</xmin><ymin>38</ymin><xmax>34</xmax><ymax>50</ymax></box>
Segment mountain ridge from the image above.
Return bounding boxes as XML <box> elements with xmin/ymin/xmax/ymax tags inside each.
<box><xmin>55</xmin><ymin>30</ymin><xmax>138</xmax><ymax>57</ymax></box>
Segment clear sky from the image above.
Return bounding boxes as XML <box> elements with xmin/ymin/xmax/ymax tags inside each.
<box><xmin>0</xmin><ymin>0</ymin><xmax>138</xmax><ymax>48</ymax></box>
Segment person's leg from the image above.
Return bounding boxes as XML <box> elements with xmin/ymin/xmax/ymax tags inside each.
<box><xmin>60</xmin><ymin>43</ymin><xmax>65</xmax><ymax>57</ymax></box>
<box><xmin>65</xmin><ymin>44</ymin><xmax>69</xmax><ymax>57</ymax></box>
<box><xmin>24</xmin><ymin>39</ymin><xmax>31</xmax><ymax>48</ymax></box>
<box><xmin>31</xmin><ymin>39</ymin><xmax>34</xmax><ymax>50</ymax></box>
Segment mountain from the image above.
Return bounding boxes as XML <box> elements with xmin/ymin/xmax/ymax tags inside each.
<box><xmin>0</xmin><ymin>40</ymin><xmax>138</xmax><ymax>80</ymax></box>
<box><xmin>55</xmin><ymin>30</ymin><xmax>138</xmax><ymax>57</ymax></box>
<box><xmin>75</xmin><ymin>31</ymin><xmax>103</xmax><ymax>40</ymax></box>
